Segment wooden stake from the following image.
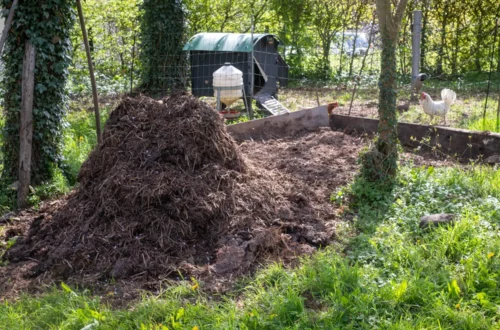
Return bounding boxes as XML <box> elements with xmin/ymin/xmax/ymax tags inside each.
<box><xmin>18</xmin><ymin>40</ymin><xmax>36</xmax><ymax>209</ymax></box>
<box><xmin>0</xmin><ymin>0</ymin><xmax>19</xmax><ymax>56</ymax></box>
<box><xmin>76</xmin><ymin>0</ymin><xmax>102</xmax><ymax>144</ymax></box>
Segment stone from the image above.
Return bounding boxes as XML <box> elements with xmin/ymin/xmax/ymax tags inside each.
<box><xmin>419</xmin><ymin>214</ymin><xmax>456</xmax><ymax>228</ymax></box>
<box><xmin>0</xmin><ymin>212</ymin><xmax>15</xmax><ymax>224</ymax></box>
<box><xmin>213</xmin><ymin>245</ymin><xmax>246</xmax><ymax>274</ymax></box>
<box><xmin>247</xmin><ymin>228</ymin><xmax>280</xmax><ymax>253</ymax></box>
<box><xmin>485</xmin><ymin>154</ymin><xmax>500</xmax><ymax>165</ymax></box>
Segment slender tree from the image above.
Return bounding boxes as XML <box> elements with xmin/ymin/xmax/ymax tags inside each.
<box><xmin>310</xmin><ymin>0</ymin><xmax>346</xmax><ymax>79</ymax></box>
<box><xmin>420</xmin><ymin>0</ymin><xmax>429</xmax><ymax>72</ymax></box>
<box><xmin>361</xmin><ymin>0</ymin><xmax>409</xmax><ymax>183</ymax></box>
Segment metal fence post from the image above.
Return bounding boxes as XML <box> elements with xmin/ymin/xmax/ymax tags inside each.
<box><xmin>249</xmin><ymin>16</ymin><xmax>255</xmax><ymax>119</ymax></box>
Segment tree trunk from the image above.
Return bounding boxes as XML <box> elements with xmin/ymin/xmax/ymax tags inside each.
<box><xmin>420</xmin><ymin>2</ymin><xmax>428</xmax><ymax>71</ymax></box>
<box><xmin>0</xmin><ymin>0</ymin><xmax>19</xmax><ymax>56</ymax></box>
<box><xmin>18</xmin><ymin>40</ymin><xmax>36</xmax><ymax>209</ymax></box>
<box><xmin>322</xmin><ymin>40</ymin><xmax>331</xmax><ymax>79</ymax></box>
<box><xmin>77</xmin><ymin>0</ymin><xmax>102</xmax><ymax>144</ymax></box>
<box><xmin>361</xmin><ymin>27</ymin><xmax>399</xmax><ymax>182</ymax></box>
<box><xmin>399</xmin><ymin>12</ymin><xmax>410</xmax><ymax>75</ymax></box>
<box><xmin>497</xmin><ymin>32</ymin><xmax>500</xmax><ymax>73</ymax></box>
<box><xmin>1</xmin><ymin>0</ymin><xmax>74</xmax><ymax>183</ymax></box>
<box><xmin>436</xmin><ymin>4</ymin><xmax>448</xmax><ymax>76</ymax></box>
<box><xmin>140</xmin><ymin>0</ymin><xmax>187</xmax><ymax>96</ymax></box>
<box><xmin>399</xmin><ymin>30</ymin><xmax>405</xmax><ymax>75</ymax></box>
<box><xmin>475</xmin><ymin>10</ymin><xmax>483</xmax><ymax>72</ymax></box>
<box><xmin>497</xmin><ymin>88</ymin><xmax>500</xmax><ymax>130</ymax></box>
<box><xmin>338</xmin><ymin>24</ymin><xmax>346</xmax><ymax>76</ymax></box>
<box><xmin>348</xmin><ymin>10</ymin><xmax>362</xmax><ymax>77</ymax></box>
<box><xmin>88</xmin><ymin>27</ymin><xmax>94</xmax><ymax>54</ymax></box>
<box><xmin>361</xmin><ymin>0</ymin><xmax>408</xmax><ymax>183</ymax></box>
<box><xmin>451</xmin><ymin>19</ymin><xmax>460</xmax><ymax>76</ymax></box>
<box><xmin>376</xmin><ymin>29</ymin><xmax>398</xmax><ymax>176</ymax></box>
<box><xmin>497</xmin><ymin>16</ymin><xmax>500</xmax><ymax>73</ymax></box>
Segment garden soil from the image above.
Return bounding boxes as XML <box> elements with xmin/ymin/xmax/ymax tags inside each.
<box><xmin>0</xmin><ymin>94</ymin><xmax>449</xmax><ymax>302</ymax></box>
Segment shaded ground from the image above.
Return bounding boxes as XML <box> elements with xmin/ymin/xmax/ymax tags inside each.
<box><xmin>0</xmin><ymin>125</ymin><xmax>452</xmax><ymax>305</ymax></box>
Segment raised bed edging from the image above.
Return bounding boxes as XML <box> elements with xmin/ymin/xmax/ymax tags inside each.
<box><xmin>227</xmin><ymin>105</ymin><xmax>329</xmax><ymax>141</ymax></box>
<box><xmin>227</xmin><ymin>106</ymin><xmax>500</xmax><ymax>160</ymax></box>
<box><xmin>329</xmin><ymin>114</ymin><xmax>500</xmax><ymax>160</ymax></box>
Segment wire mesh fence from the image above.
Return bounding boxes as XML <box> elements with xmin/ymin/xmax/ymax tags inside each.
<box><xmin>66</xmin><ymin>2</ymin><xmax>500</xmax><ymax>132</ymax></box>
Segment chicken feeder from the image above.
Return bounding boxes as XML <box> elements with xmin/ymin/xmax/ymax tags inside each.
<box><xmin>213</xmin><ymin>62</ymin><xmax>247</xmax><ymax>118</ymax></box>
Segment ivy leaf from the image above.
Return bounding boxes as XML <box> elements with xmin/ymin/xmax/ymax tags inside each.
<box><xmin>36</xmin><ymin>83</ymin><xmax>48</xmax><ymax>94</ymax></box>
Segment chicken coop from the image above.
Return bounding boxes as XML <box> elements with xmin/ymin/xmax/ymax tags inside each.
<box><xmin>182</xmin><ymin>32</ymin><xmax>290</xmax><ymax>116</ymax></box>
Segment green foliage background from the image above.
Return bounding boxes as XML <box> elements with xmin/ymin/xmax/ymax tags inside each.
<box><xmin>68</xmin><ymin>0</ymin><xmax>140</xmax><ymax>97</ymax></box>
<box><xmin>65</xmin><ymin>0</ymin><xmax>500</xmax><ymax>90</ymax></box>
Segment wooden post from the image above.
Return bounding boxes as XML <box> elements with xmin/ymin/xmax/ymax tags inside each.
<box><xmin>18</xmin><ymin>40</ymin><xmax>36</xmax><ymax>209</ymax></box>
<box><xmin>0</xmin><ymin>0</ymin><xmax>19</xmax><ymax>56</ymax></box>
<box><xmin>76</xmin><ymin>0</ymin><xmax>102</xmax><ymax>144</ymax></box>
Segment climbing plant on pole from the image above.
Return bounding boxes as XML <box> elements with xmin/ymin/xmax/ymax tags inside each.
<box><xmin>1</xmin><ymin>0</ymin><xmax>74</xmax><ymax>183</ymax></box>
<box><xmin>360</xmin><ymin>0</ymin><xmax>409</xmax><ymax>184</ymax></box>
<box><xmin>139</xmin><ymin>0</ymin><xmax>188</xmax><ymax>96</ymax></box>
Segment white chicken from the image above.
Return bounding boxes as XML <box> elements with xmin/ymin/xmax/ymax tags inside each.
<box><xmin>419</xmin><ymin>89</ymin><xmax>457</xmax><ymax>125</ymax></box>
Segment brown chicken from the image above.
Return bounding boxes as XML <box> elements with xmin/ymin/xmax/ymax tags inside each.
<box><xmin>327</xmin><ymin>102</ymin><xmax>339</xmax><ymax>116</ymax></box>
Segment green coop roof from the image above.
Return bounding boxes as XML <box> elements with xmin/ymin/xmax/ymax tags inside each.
<box><xmin>183</xmin><ymin>33</ymin><xmax>278</xmax><ymax>52</ymax></box>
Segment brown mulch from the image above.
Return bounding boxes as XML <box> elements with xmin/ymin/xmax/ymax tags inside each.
<box><xmin>0</xmin><ymin>95</ymin><xmax>452</xmax><ymax>303</ymax></box>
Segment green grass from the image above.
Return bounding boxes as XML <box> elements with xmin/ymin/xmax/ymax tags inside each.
<box><xmin>2</xmin><ymin>164</ymin><xmax>500</xmax><ymax>329</ymax></box>
<box><xmin>466</xmin><ymin>109</ymin><xmax>500</xmax><ymax>133</ymax></box>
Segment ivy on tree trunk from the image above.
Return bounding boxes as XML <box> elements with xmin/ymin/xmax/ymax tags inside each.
<box><xmin>1</xmin><ymin>0</ymin><xmax>74</xmax><ymax>184</ymax></box>
<box><xmin>139</xmin><ymin>0</ymin><xmax>188</xmax><ymax>97</ymax></box>
<box><xmin>361</xmin><ymin>0</ymin><xmax>408</xmax><ymax>184</ymax></box>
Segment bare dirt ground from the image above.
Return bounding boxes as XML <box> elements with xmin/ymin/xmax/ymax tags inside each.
<box><xmin>0</xmin><ymin>125</ymin><xmax>452</xmax><ymax>305</ymax></box>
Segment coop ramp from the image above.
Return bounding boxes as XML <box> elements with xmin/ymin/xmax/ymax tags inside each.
<box><xmin>253</xmin><ymin>93</ymin><xmax>289</xmax><ymax>116</ymax></box>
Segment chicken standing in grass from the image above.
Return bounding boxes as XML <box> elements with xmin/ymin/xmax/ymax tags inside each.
<box><xmin>419</xmin><ymin>89</ymin><xmax>457</xmax><ymax>125</ymax></box>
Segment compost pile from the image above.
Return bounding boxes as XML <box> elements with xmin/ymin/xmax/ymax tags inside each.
<box><xmin>7</xmin><ymin>94</ymin><xmax>326</xmax><ymax>281</ymax></box>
